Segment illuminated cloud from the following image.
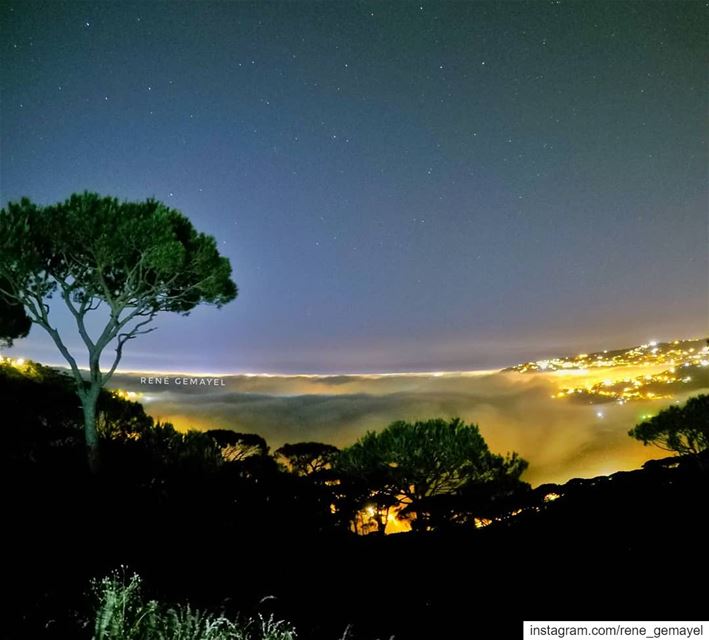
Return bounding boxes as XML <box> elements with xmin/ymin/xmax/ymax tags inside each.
<box><xmin>110</xmin><ymin>369</ymin><xmax>709</xmax><ymax>486</ymax></box>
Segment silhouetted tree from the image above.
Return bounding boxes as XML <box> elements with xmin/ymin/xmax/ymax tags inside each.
<box><xmin>0</xmin><ymin>358</ymin><xmax>83</xmax><ymax>462</ymax></box>
<box><xmin>629</xmin><ymin>394</ymin><xmax>709</xmax><ymax>455</ymax></box>
<box><xmin>276</xmin><ymin>441</ymin><xmax>340</xmax><ymax>476</ymax></box>
<box><xmin>336</xmin><ymin>417</ymin><xmax>528</xmax><ymax>533</ymax></box>
<box><xmin>0</xmin><ymin>193</ymin><xmax>237</xmax><ymax>471</ymax></box>
<box><xmin>96</xmin><ymin>391</ymin><xmax>154</xmax><ymax>441</ymax></box>
<box><xmin>334</xmin><ymin>436</ymin><xmax>398</xmax><ymax>535</ymax></box>
<box><xmin>120</xmin><ymin>421</ymin><xmax>223</xmax><ymax>479</ymax></box>
<box><xmin>0</xmin><ymin>276</ymin><xmax>31</xmax><ymax>347</ymax></box>
<box><xmin>412</xmin><ymin>466</ymin><xmax>531</xmax><ymax>530</ymax></box>
<box><xmin>0</xmin><ymin>359</ymin><xmax>161</xmax><ymax>467</ymax></box>
<box><xmin>205</xmin><ymin>430</ymin><xmax>268</xmax><ymax>462</ymax></box>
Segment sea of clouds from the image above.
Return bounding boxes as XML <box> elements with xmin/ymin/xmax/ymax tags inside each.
<box><xmin>109</xmin><ymin>369</ymin><xmax>707</xmax><ymax>486</ymax></box>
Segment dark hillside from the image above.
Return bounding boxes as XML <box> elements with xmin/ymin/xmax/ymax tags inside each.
<box><xmin>2</xmin><ymin>361</ymin><xmax>707</xmax><ymax>639</ymax></box>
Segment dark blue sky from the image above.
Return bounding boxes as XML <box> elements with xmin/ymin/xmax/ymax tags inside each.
<box><xmin>1</xmin><ymin>1</ymin><xmax>707</xmax><ymax>373</ymax></box>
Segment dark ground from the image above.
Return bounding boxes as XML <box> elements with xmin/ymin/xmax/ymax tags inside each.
<box><xmin>5</xmin><ymin>452</ymin><xmax>707</xmax><ymax>639</ymax></box>
<box><xmin>2</xmin><ymin>363</ymin><xmax>707</xmax><ymax>639</ymax></box>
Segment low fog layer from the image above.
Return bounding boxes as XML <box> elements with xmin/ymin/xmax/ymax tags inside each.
<box><xmin>110</xmin><ymin>369</ymin><xmax>707</xmax><ymax>486</ymax></box>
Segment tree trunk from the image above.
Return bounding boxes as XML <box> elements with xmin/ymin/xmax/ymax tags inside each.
<box><xmin>376</xmin><ymin>510</ymin><xmax>388</xmax><ymax>536</ymax></box>
<box><xmin>81</xmin><ymin>386</ymin><xmax>101</xmax><ymax>473</ymax></box>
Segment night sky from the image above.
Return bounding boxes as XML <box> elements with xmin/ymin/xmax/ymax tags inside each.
<box><xmin>2</xmin><ymin>1</ymin><xmax>707</xmax><ymax>374</ymax></box>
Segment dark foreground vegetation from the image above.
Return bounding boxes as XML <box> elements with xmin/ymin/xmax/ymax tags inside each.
<box><xmin>3</xmin><ymin>360</ymin><xmax>708</xmax><ymax>639</ymax></box>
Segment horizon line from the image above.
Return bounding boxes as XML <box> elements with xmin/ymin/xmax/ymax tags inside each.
<box><xmin>40</xmin><ymin>362</ymin><xmax>505</xmax><ymax>379</ymax></box>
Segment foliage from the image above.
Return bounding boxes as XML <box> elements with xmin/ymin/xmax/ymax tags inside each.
<box><xmin>0</xmin><ymin>276</ymin><xmax>31</xmax><ymax>346</ymax></box>
<box><xmin>206</xmin><ymin>430</ymin><xmax>269</xmax><ymax>462</ymax></box>
<box><xmin>0</xmin><ymin>359</ymin><xmax>227</xmax><ymax>478</ymax></box>
<box><xmin>0</xmin><ymin>193</ymin><xmax>237</xmax><ymax>320</ymax></box>
<box><xmin>97</xmin><ymin>392</ymin><xmax>155</xmax><ymax>440</ymax></box>
<box><xmin>0</xmin><ymin>358</ymin><xmax>80</xmax><ymax>424</ymax></box>
<box><xmin>628</xmin><ymin>394</ymin><xmax>709</xmax><ymax>455</ymax></box>
<box><xmin>335</xmin><ymin>417</ymin><xmax>528</xmax><ymax>532</ymax></box>
<box><xmin>128</xmin><ymin>421</ymin><xmax>223</xmax><ymax>476</ymax></box>
<box><xmin>0</xmin><ymin>359</ymin><xmax>156</xmax><ymax>462</ymax></box>
<box><xmin>275</xmin><ymin>442</ymin><xmax>340</xmax><ymax>476</ymax></box>
<box><xmin>92</xmin><ymin>570</ymin><xmax>157</xmax><ymax>640</ymax></box>
<box><xmin>92</xmin><ymin>569</ymin><xmax>297</xmax><ymax>640</ymax></box>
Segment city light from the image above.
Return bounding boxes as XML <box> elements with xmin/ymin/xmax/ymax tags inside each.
<box><xmin>510</xmin><ymin>338</ymin><xmax>709</xmax><ymax>403</ymax></box>
<box><xmin>0</xmin><ymin>356</ymin><xmax>27</xmax><ymax>369</ymax></box>
<box><xmin>112</xmin><ymin>389</ymin><xmax>143</xmax><ymax>401</ymax></box>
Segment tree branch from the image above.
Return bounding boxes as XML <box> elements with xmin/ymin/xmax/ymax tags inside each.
<box><xmin>59</xmin><ymin>281</ymin><xmax>96</xmax><ymax>352</ymax></box>
<box><xmin>101</xmin><ymin>311</ymin><xmax>158</xmax><ymax>385</ymax></box>
<box><xmin>23</xmin><ymin>291</ymin><xmax>87</xmax><ymax>394</ymax></box>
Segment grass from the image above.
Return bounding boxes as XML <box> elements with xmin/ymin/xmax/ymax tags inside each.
<box><xmin>92</xmin><ymin>568</ymin><xmax>296</xmax><ymax>640</ymax></box>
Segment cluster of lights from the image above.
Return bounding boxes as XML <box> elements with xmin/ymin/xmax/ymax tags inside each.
<box><xmin>551</xmin><ymin>361</ymin><xmax>705</xmax><ymax>404</ymax></box>
<box><xmin>508</xmin><ymin>338</ymin><xmax>709</xmax><ymax>404</ymax></box>
<box><xmin>112</xmin><ymin>389</ymin><xmax>142</xmax><ymax>401</ymax></box>
<box><xmin>0</xmin><ymin>355</ymin><xmax>26</xmax><ymax>368</ymax></box>
<box><xmin>510</xmin><ymin>338</ymin><xmax>709</xmax><ymax>374</ymax></box>
<box><xmin>352</xmin><ymin>502</ymin><xmax>409</xmax><ymax>535</ymax></box>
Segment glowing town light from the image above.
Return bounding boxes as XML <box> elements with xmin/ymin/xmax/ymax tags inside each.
<box><xmin>596</xmin><ymin>411</ymin><xmax>604</xmax><ymax>419</ymax></box>
<box><xmin>649</xmin><ymin>340</ymin><xmax>658</xmax><ymax>347</ymax></box>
